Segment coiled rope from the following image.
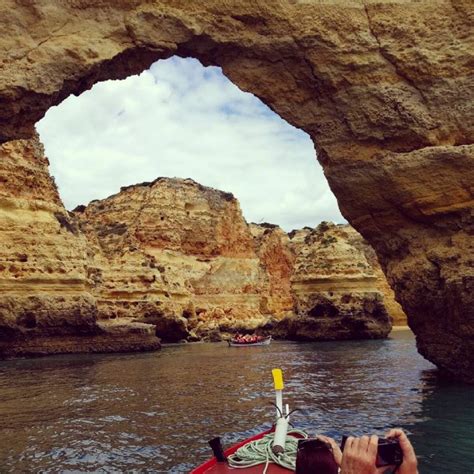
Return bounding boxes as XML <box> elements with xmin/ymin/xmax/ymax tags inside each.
<box><xmin>227</xmin><ymin>429</ymin><xmax>308</xmax><ymax>473</ymax></box>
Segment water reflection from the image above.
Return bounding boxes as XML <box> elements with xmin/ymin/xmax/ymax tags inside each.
<box><xmin>400</xmin><ymin>370</ymin><xmax>474</xmax><ymax>474</ymax></box>
<box><xmin>0</xmin><ymin>331</ymin><xmax>472</xmax><ymax>473</ymax></box>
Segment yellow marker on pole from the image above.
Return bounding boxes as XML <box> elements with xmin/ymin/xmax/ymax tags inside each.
<box><xmin>272</xmin><ymin>368</ymin><xmax>284</xmax><ymax>390</ymax></box>
<box><xmin>272</xmin><ymin>368</ymin><xmax>284</xmax><ymax>418</ymax></box>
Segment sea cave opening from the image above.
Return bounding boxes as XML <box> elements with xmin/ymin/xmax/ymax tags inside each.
<box><xmin>32</xmin><ymin>55</ymin><xmax>386</xmax><ymax>343</ymax></box>
<box><xmin>0</xmin><ymin>4</ymin><xmax>472</xmax><ymax>472</ymax></box>
<box><xmin>36</xmin><ymin>56</ymin><xmax>344</xmax><ymax>232</ymax></box>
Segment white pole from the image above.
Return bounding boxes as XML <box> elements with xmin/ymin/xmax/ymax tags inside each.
<box><xmin>276</xmin><ymin>390</ymin><xmax>283</xmax><ymax>419</ymax></box>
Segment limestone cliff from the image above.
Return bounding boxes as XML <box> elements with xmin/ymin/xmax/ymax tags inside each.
<box><xmin>249</xmin><ymin>224</ymin><xmax>295</xmax><ymax>318</ymax></box>
<box><xmin>359</xmin><ymin>238</ymin><xmax>407</xmax><ymax>326</ymax></box>
<box><xmin>74</xmin><ymin>178</ymin><xmax>276</xmax><ymax>342</ymax></box>
<box><xmin>0</xmin><ymin>137</ymin><xmax>402</xmax><ymax>348</ymax></box>
<box><xmin>0</xmin><ymin>136</ymin><xmax>160</xmax><ymax>356</ymax></box>
<box><xmin>0</xmin><ymin>0</ymin><xmax>472</xmax><ymax>380</ymax></box>
<box><xmin>274</xmin><ymin>223</ymin><xmax>397</xmax><ymax>340</ymax></box>
<box><xmin>74</xmin><ymin>179</ymin><xmax>401</xmax><ymax>342</ymax></box>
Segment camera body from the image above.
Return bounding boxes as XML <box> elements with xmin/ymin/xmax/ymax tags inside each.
<box><xmin>341</xmin><ymin>435</ymin><xmax>403</xmax><ymax>467</ymax></box>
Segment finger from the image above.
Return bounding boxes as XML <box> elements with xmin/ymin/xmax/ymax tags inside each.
<box><xmin>328</xmin><ymin>439</ymin><xmax>343</xmax><ymax>466</ymax></box>
<box><xmin>360</xmin><ymin>435</ymin><xmax>370</xmax><ymax>452</ymax></box>
<box><xmin>325</xmin><ymin>441</ymin><xmax>343</xmax><ymax>466</ymax></box>
<box><xmin>342</xmin><ymin>435</ymin><xmax>356</xmax><ymax>469</ymax></box>
<box><xmin>385</xmin><ymin>428</ymin><xmax>402</xmax><ymax>439</ymax></box>
<box><xmin>316</xmin><ymin>435</ymin><xmax>338</xmax><ymax>451</ymax></box>
<box><xmin>332</xmin><ymin>446</ymin><xmax>343</xmax><ymax>466</ymax></box>
<box><xmin>328</xmin><ymin>438</ymin><xmax>341</xmax><ymax>452</ymax></box>
<box><xmin>399</xmin><ymin>434</ymin><xmax>417</xmax><ymax>460</ymax></box>
<box><xmin>352</xmin><ymin>436</ymin><xmax>360</xmax><ymax>453</ymax></box>
<box><xmin>345</xmin><ymin>436</ymin><xmax>355</xmax><ymax>452</ymax></box>
<box><xmin>368</xmin><ymin>434</ymin><xmax>378</xmax><ymax>458</ymax></box>
<box><xmin>386</xmin><ymin>429</ymin><xmax>413</xmax><ymax>450</ymax></box>
<box><xmin>386</xmin><ymin>429</ymin><xmax>417</xmax><ymax>462</ymax></box>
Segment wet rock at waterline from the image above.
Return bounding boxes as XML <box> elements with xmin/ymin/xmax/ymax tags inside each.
<box><xmin>0</xmin><ymin>0</ymin><xmax>472</xmax><ymax>380</ymax></box>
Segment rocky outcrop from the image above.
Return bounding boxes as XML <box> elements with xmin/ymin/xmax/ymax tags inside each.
<box><xmin>249</xmin><ymin>224</ymin><xmax>296</xmax><ymax>318</ymax></box>
<box><xmin>0</xmin><ymin>138</ymin><xmax>398</xmax><ymax>351</ymax></box>
<box><xmin>273</xmin><ymin>223</ymin><xmax>393</xmax><ymax>340</ymax></box>
<box><xmin>0</xmin><ymin>136</ymin><xmax>160</xmax><ymax>356</ymax></box>
<box><xmin>74</xmin><ymin>178</ymin><xmax>277</xmax><ymax>342</ymax></box>
<box><xmin>74</xmin><ymin>180</ymin><xmax>402</xmax><ymax>342</ymax></box>
<box><xmin>0</xmin><ymin>0</ymin><xmax>472</xmax><ymax>380</ymax></box>
<box><xmin>360</xmin><ymin>239</ymin><xmax>407</xmax><ymax>327</ymax></box>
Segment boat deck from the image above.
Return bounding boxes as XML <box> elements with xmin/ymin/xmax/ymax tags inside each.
<box><xmin>191</xmin><ymin>428</ymin><xmax>293</xmax><ymax>473</ymax></box>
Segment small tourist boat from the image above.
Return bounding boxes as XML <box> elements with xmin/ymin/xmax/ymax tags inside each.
<box><xmin>227</xmin><ymin>335</ymin><xmax>272</xmax><ymax>347</ymax></box>
<box><xmin>192</xmin><ymin>369</ymin><xmax>307</xmax><ymax>473</ymax></box>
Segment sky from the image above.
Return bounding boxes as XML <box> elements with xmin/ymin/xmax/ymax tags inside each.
<box><xmin>37</xmin><ymin>56</ymin><xmax>344</xmax><ymax>232</ymax></box>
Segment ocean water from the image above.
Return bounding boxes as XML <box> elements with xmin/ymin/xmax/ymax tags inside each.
<box><xmin>0</xmin><ymin>330</ymin><xmax>472</xmax><ymax>473</ymax></box>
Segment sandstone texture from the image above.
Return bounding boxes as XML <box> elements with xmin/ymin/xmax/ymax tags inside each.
<box><xmin>361</xmin><ymin>239</ymin><xmax>407</xmax><ymax>327</ymax></box>
<box><xmin>0</xmin><ymin>136</ymin><xmax>160</xmax><ymax>356</ymax></box>
<box><xmin>74</xmin><ymin>179</ymin><xmax>401</xmax><ymax>342</ymax></box>
<box><xmin>274</xmin><ymin>223</ymin><xmax>393</xmax><ymax>340</ymax></box>
<box><xmin>0</xmin><ymin>0</ymin><xmax>472</xmax><ymax>380</ymax></box>
<box><xmin>0</xmin><ymin>137</ymin><xmax>399</xmax><ymax>351</ymax></box>
<box><xmin>74</xmin><ymin>178</ymin><xmax>279</xmax><ymax>342</ymax></box>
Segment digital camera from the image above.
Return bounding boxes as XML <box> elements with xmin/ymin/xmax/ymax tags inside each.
<box><xmin>341</xmin><ymin>435</ymin><xmax>403</xmax><ymax>467</ymax></box>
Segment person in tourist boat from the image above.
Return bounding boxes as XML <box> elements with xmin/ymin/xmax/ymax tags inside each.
<box><xmin>309</xmin><ymin>429</ymin><xmax>418</xmax><ymax>474</ymax></box>
<box><xmin>234</xmin><ymin>334</ymin><xmax>264</xmax><ymax>343</ymax></box>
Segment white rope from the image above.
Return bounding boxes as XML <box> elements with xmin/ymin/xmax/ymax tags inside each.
<box><xmin>227</xmin><ymin>429</ymin><xmax>308</xmax><ymax>471</ymax></box>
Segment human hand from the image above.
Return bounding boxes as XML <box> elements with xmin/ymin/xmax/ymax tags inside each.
<box><xmin>340</xmin><ymin>435</ymin><xmax>391</xmax><ymax>474</ymax></box>
<box><xmin>317</xmin><ymin>435</ymin><xmax>343</xmax><ymax>466</ymax></box>
<box><xmin>385</xmin><ymin>429</ymin><xmax>418</xmax><ymax>474</ymax></box>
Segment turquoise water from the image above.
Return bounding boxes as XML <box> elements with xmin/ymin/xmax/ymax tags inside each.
<box><xmin>0</xmin><ymin>330</ymin><xmax>472</xmax><ymax>472</ymax></box>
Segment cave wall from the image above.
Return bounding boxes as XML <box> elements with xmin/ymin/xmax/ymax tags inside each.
<box><xmin>0</xmin><ymin>0</ymin><xmax>472</xmax><ymax>380</ymax></box>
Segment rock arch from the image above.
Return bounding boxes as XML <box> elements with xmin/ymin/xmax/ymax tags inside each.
<box><xmin>0</xmin><ymin>0</ymin><xmax>473</xmax><ymax>381</ymax></box>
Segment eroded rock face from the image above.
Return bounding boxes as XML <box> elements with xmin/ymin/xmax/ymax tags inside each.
<box><xmin>0</xmin><ymin>136</ymin><xmax>160</xmax><ymax>356</ymax></box>
<box><xmin>75</xmin><ymin>180</ymin><xmax>400</xmax><ymax>342</ymax></box>
<box><xmin>75</xmin><ymin>178</ymin><xmax>277</xmax><ymax>342</ymax></box>
<box><xmin>273</xmin><ymin>223</ymin><xmax>393</xmax><ymax>340</ymax></box>
<box><xmin>0</xmin><ymin>0</ymin><xmax>472</xmax><ymax>379</ymax></box>
<box><xmin>360</xmin><ymin>236</ymin><xmax>407</xmax><ymax>327</ymax></box>
<box><xmin>249</xmin><ymin>224</ymin><xmax>296</xmax><ymax>318</ymax></box>
<box><xmin>0</xmin><ymin>138</ymin><xmax>401</xmax><ymax>347</ymax></box>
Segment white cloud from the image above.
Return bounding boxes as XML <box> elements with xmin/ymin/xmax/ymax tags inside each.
<box><xmin>37</xmin><ymin>56</ymin><xmax>345</xmax><ymax>231</ymax></box>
